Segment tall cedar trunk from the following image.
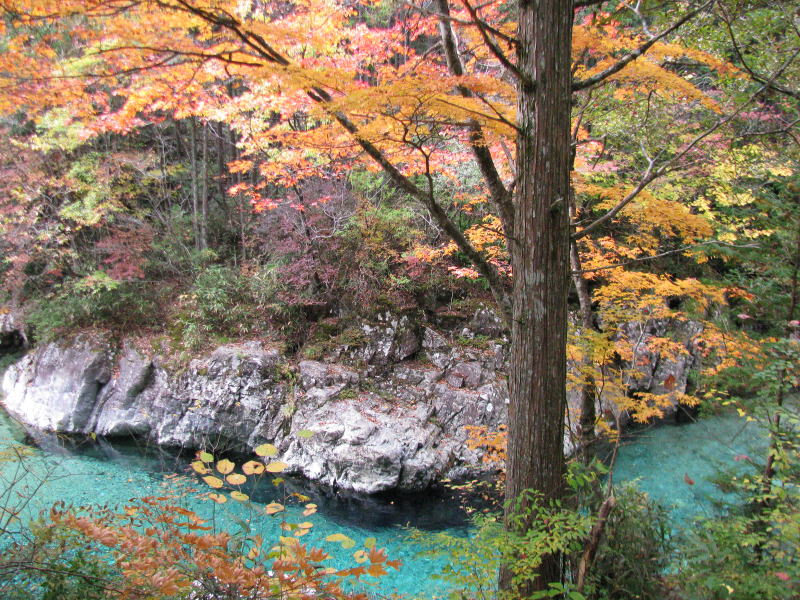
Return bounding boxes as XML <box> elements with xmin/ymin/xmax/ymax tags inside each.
<box><xmin>503</xmin><ymin>0</ymin><xmax>573</xmax><ymax>594</ymax></box>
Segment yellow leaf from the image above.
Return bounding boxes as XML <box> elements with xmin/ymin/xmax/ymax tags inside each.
<box><xmin>242</xmin><ymin>460</ymin><xmax>265</xmax><ymax>475</ymax></box>
<box><xmin>208</xmin><ymin>493</ymin><xmax>227</xmax><ymax>504</ymax></box>
<box><xmin>265</xmin><ymin>461</ymin><xmax>288</xmax><ymax>473</ymax></box>
<box><xmin>191</xmin><ymin>461</ymin><xmax>210</xmax><ymax>474</ymax></box>
<box><xmin>354</xmin><ymin>550</ymin><xmax>368</xmax><ymax>563</ymax></box>
<box><xmin>226</xmin><ymin>473</ymin><xmax>247</xmax><ymax>485</ymax></box>
<box><xmin>266</xmin><ymin>502</ymin><xmax>285</xmax><ymax>515</ymax></box>
<box><xmin>326</xmin><ymin>533</ymin><xmax>355</xmax><ymax>548</ymax></box>
<box><xmin>254</xmin><ymin>443</ymin><xmax>278</xmax><ymax>457</ymax></box>
<box><xmin>202</xmin><ymin>476</ymin><xmax>224</xmax><ymax>489</ymax></box>
<box><xmin>216</xmin><ymin>459</ymin><xmax>235</xmax><ymax>474</ymax></box>
<box><xmin>199</xmin><ymin>451</ymin><xmax>214</xmax><ymax>463</ymax></box>
<box><xmin>230</xmin><ymin>491</ymin><xmax>249</xmax><ymax>502</ymax></box>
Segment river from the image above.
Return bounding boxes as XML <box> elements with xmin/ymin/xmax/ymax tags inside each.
<box><xmin>0</xmin><ymin>407</ymin><xmax>767</xmax><ymax>598</ymax></box>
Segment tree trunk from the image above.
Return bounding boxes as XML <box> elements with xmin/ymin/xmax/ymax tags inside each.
<box><xmin>570</xmin><ymin>235</ymin><xmax>599</xmax><ymax>459</ymax></box>
<box><xmin>503</xmin><ymin>0</ymin><xmax>573</xmax><ymax>594</ymax></box>
<box><xmin>200</xmin><ymin>121</ymin><xmax>209</xmax><ymax>251</ymax></box>
<box><xmin>189</xmin><ymin>117</ymin><xmax>199</xmax><ymax>249</ymax></box>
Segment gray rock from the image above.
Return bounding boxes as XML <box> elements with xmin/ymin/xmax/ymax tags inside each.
<box><xmin>0</xmin><ymin>312</ymin><xmax>705</xmax><ymax>494</ymax></box>
<box><xmin>2</xmin><ymin>333</ymin><xmax>112</xmax><ymax>432</ymax></box>
<box><xmin>357</xmin><ymin>313</ymin><xmax>421</xmax><ymax>365</ymax></box>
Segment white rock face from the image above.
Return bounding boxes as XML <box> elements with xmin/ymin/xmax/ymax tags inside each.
<box><xmin>0</xmin><ymin>310</ymin><xmax>702</xmax><ymax>493</ymax></box>
<box><xmin>2</xmin><ymin>334</ymin><xmax>113</xmax><ymax>432</ymax></box>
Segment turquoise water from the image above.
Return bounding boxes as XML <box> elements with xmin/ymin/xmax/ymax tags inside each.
<box><xmin>612</xmin><ymin>412</ymin><xmax>768</xmax><ymax>523</ymax></box>
<box><xmin>0</xmin><ymin>407</ymin><xmax>769</xmax><ymax>598</ymax></box>
<box><xmin>0</xmin><ymin>411</ymin><xmax>464</xmax><ymax>599</ymax></box>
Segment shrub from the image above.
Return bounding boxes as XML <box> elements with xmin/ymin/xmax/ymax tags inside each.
<box><xmin>27</xmin><ymin>273</ymin><xmax>160</xmax><ymax>341</ymax></box>
<box><xmin>583</xmin><ymin>484</ymin><xmax>672</xmax><ymax>600</ymax></box>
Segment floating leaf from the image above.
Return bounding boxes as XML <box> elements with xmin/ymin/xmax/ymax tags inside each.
<box><xmin>364</xmin><ymin>537</ymin><xmax>376</xmax><ymax>549</ymax></box>
<box><xmin>266</xmin><ymin>502</ymin><xmax>285</xmax><ymax>515</ymax></box>
<box><xmin>191</xmin><ymin>461</ymin><xmax>210</xmax><ymax>474</ymax></box>
<box><xmin>254</xmin><ymin>443</ymin><xmax>278</xmax><ymax>457</ymax></box>
<box><xmin>226</xmin><ymin>473</ymin><xmax>247</xmax><ymax>485</ymax></box>
<box><xmin>298</xmin><ymin>521</ymin><xmax>313</xmax><ymax>529</ymax></box>
<box><xmin>202</xmin><ymin>476</ymin><xmax>224</xmax><ymax>489</ymax></box>
<box><xmin>242</xmin><ymin>460</ymin><xmax>265</xmax><ymax>475</ymax></box>
<box><xmin>208</xmin><ymin>493</ymin><xmax>227</xmax><ymax>504</ymax></box>
<box><xmin>291</xmin><ymin>493</ymin><xmax>310</xmax><ymax>502</ymax></box>
<box><xmin>367</xmin><ymin>564</ymin><xmax>387</xmax><ymax>577</ymax></box>
<box><xmin>199</xmin><ymin>451</ymin><xmax>214</xmax><ymax>463</ymax></box>
<box><xmin>216</xmin><ymin>459</ymin><xmax>235</xmax><ymax>475</ymax></box>
<box><xmin>296</xmin><ymin>429</ymin><xmax>314</xmax><ymax>438</ymax></box>
<box><xmin>326</xmin><ymin>533</ymin><xmax>356</xmax><ymax>549</ymax></box>
<box><xmin>230</xmin><ymin>491</ymin><xmax>249</xmax><ymax>502</ymax></box>
<box><xmin>265</xmin><ymin>461</ymin><xmax>288</xmax><ymax>473</ymax></box>
<box><xmin>354</xmin><ymin>549</ymin><xmax>368</xmax><ymax>563</ymax></box>
<box><xmin>303</xmin><ymin>503</ymin><xmax>318</xmax><ymax>516</ymax></box>
<box><xmin>272</xmin><ymin>478</ymin><xmax>285</xmax><ymax>486</ymax></box>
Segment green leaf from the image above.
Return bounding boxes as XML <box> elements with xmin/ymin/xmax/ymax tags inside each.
<box><xmin>296</xmin><ymin>429</ymin><xmax>314</xmax><ymax>438</ymax></box>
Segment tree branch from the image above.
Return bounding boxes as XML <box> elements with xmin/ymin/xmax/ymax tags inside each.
<box><xmin>573</xmin><ymin>50</ymin><xmax>799</xmax><ymax>241</ymax></box>
<box><xmin>459</xmin><ymin>0</ymin><xmax>527</xmax><ymax>83</ymax></box>
<box><xmin>719</xmin><ymin>4</ymin><xmax>800</xmax><ymax>100</ymax></box>
<box><xmin>572</xmin><ymin>0</ymin><xmax>713</xmax><ymax>92</ymax></box>
<box><xmin>435</xmin><ymin>0</ymin><xmax>515</xmax><ymax>233</ymax></box>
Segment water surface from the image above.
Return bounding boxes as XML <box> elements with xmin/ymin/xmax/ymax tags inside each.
<box><xmin>0</xmin><ymin>406</ymin><xmax>771</xmax><ymax>598</ymax></box>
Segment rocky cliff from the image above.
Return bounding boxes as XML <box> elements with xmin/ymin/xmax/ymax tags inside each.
<box><xmin>0</xmin><ymin>310</ymin><xmax>701</xmax><ymax>493</ymax></box>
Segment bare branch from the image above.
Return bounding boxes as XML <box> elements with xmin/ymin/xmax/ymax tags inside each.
<box><xmin>434</xmin><ymin>0</ymin><xmax>515</xmax><ymax>233</ymax></box>
<box><xmin>459</xmin><ymin>0</ymin><xmax>527</xmax><ymax>83</ymax></box>
<box><xmin>719</xmin><ymin>4</ymin><xmax>800</xmax><ymax>100</ymax></box>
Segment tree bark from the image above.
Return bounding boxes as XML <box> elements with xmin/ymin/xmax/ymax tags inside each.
<box><xmin>189</xmin><ymin>117</ymin><xmax>199</xmax><ymax>249</ymax></box>
<box><xmin>200</xmin><ymin>120</ymin><xmax>209</xmax><ymax>250</ymax></box>
<box><xmin>570</xmin><ymin>235</ymin><xmax>599</xmax><ymax>458</ymax></box>
<box><xmin>502</xmin><ymin>0</ymin><xmax>573</xmax><ymax>594</ymax></box>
